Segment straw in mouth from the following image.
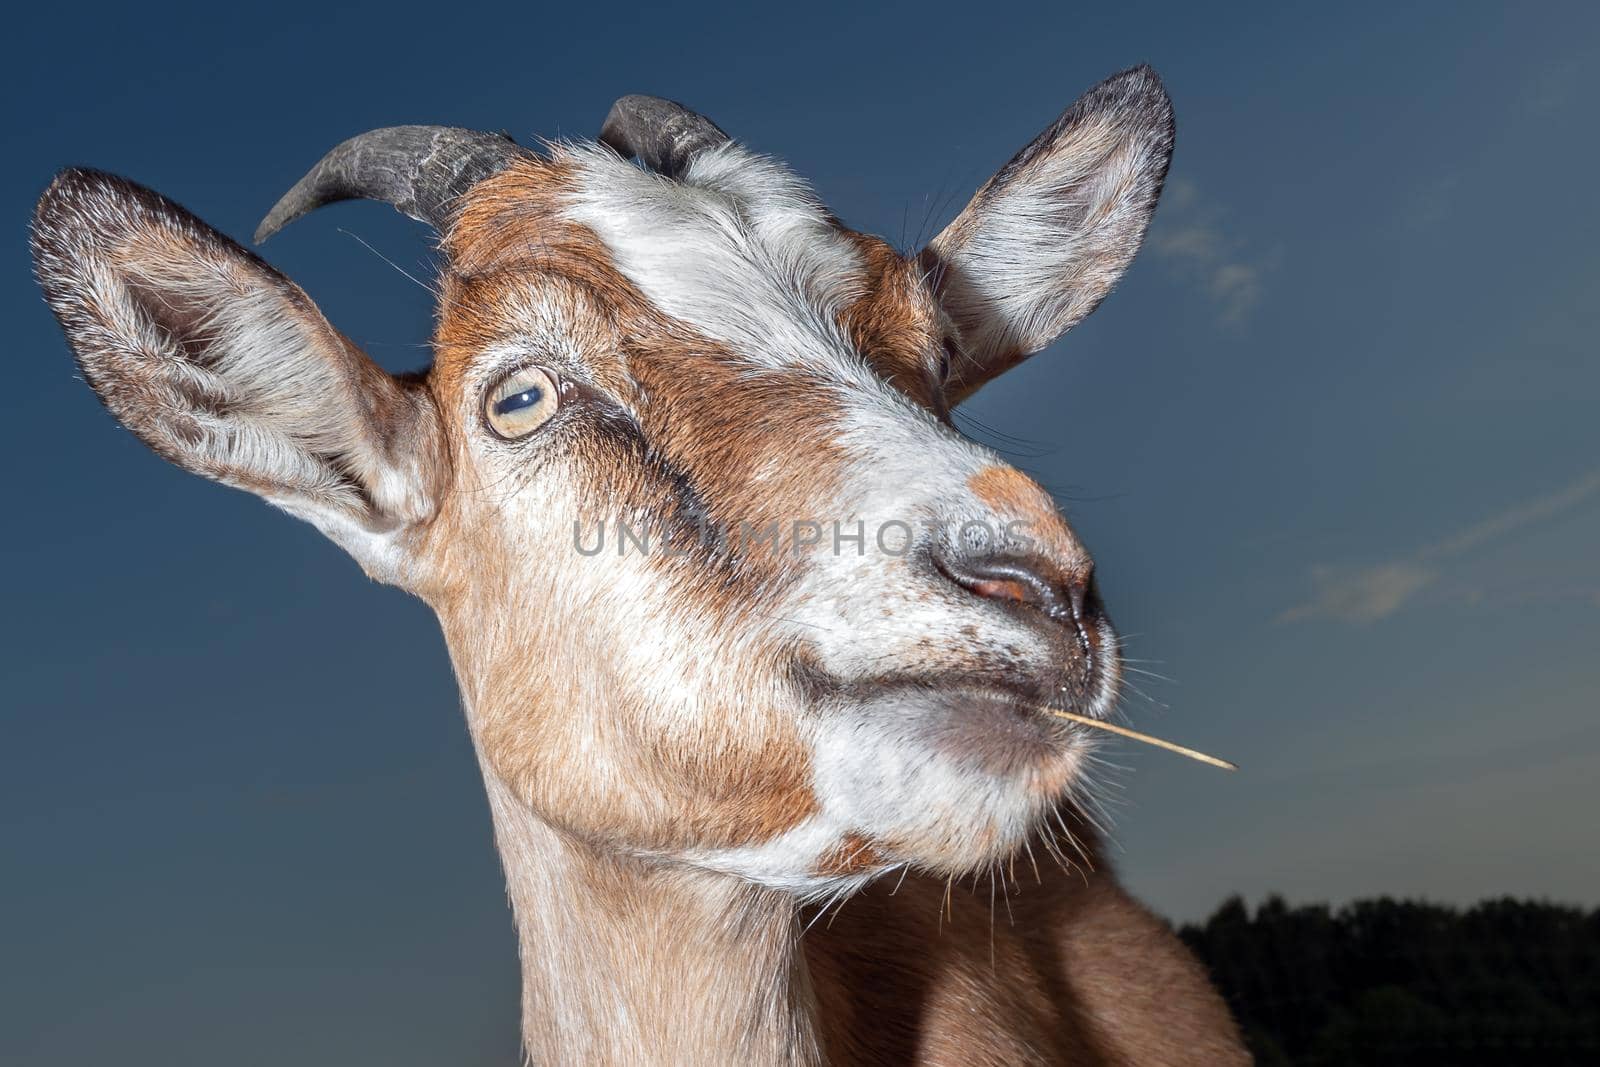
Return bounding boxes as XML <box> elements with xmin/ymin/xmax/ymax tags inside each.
<box><xmin>1033</xmin><ymin>705</ymin><xmax>1237</xmax><ymax>771</ymax></box>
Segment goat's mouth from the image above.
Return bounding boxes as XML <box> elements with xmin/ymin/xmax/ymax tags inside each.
<box><xmin>790</xmin><ymin>656</ymin><xmax>1124</xmax><ymax>877</ymax></box>
<box><xmin>825</xmin><ymin>667</ymin><xmax>1118</xmax><ymax>781</ymax></box>
<box><xmin>920</xmin><ymin>682</ymin><xmax>1115</xmax><ymax>776</ymax></box>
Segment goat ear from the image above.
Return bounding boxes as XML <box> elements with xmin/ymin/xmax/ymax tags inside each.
<box><xmin>31</xmin><ymin>168</ymin><xmax>445</xmax><ymax>585</ymax></box>
<box><xmin>922</xmin><ymin>66</ymin><xmax>1174</xmax><ymax>404</ymax></box>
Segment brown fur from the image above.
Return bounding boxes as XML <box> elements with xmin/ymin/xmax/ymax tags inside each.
<box><xmin>808</xmin><ymin>840</ymin><xmax>1246</xmax><ymax>1065</ymax></box>
<box><xmin>420</xmin><ymin>160</ymin><xmax>854</xmax><ymax>852</ymax></box>
<box><xmin>839</xmin><ymin>233</ymin><xmax>947</xmax><ymax>409</ymax></box>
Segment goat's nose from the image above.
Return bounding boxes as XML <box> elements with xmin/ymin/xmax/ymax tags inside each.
<box><xmin>933</xmin><ymin>548</ymin><xmax>1095</xmax><ymax>627</ymax></box>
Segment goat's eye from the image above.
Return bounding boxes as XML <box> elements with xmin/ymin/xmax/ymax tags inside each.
<box><xmin>485</xmin><ymin>366</ymin><xmax>559</xmax><ymax>439</ymax></box>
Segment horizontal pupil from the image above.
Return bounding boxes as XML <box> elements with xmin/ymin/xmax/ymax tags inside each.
<box><xmin>494</xmin><ymin>388</ymin><xmax>542</xmax><ymax>416</ymax></box>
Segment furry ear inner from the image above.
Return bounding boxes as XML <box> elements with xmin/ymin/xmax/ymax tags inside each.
<box><xmin>923</xmin><ymin>65</ymin><xmax>1175</xmax><ymax>404</ymax></box>
<box><xmin>31</xmin><ymin>168</ymin><xmax>445</xmax><ymax>584</ymax></box>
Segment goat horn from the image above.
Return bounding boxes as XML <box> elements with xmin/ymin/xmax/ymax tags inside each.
<box><xmin>599</xmin><ymin>95</ymin><xmax>730</xmax><ymax>177</ymax></box>
<box><xmin>254</xmin><ymin>126</ymin><xmax>529</xmax><ymax>244</ymax></box>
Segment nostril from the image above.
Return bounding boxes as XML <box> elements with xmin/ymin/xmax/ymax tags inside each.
<box><xmin>936</xmin><ymin>549</ymin><xmax>1101</xmax><ymax>675</ymax></box>
<box><xmin>966</xmin><ymin>576</ymin><xmax>1032</xmax><ymax>604</ymax></box>
<box><xmin>934</xmin><ymin>550</ymin><xmax>1089</xmax><ymax>623</ymax></box>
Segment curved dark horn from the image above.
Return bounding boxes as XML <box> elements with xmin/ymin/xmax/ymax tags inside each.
<box><xmin>254</xmin><ymin>126</ymin><xmax>530</xmax><ymax>244</ymax></box>
<box><xmin>599</xmin><ymin>95</ymin><xmax>730</xmax><ymax>177</ymax></box>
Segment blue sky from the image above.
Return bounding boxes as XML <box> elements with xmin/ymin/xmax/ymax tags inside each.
<box><xmin>4</xmin><ymin>1</ymin><xmax>1598</xmax><ymax>1062</ymax></box>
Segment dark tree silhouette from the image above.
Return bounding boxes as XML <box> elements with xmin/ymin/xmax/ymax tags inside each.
<box><xmin>1179</xmin><ymin>896</ymin><xmax>1600</xmax><ymax>1065</ymax></box>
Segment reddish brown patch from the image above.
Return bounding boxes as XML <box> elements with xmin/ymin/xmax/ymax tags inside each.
<box><xmin>838</xmin><ymin>234</ymin><xmax>946</xmax><ymax>409</ymax></box>
<box><xmin>967</xmin><ymin>464</ymin><xmax>1087</xmax><ymax>567</ymax></box>
<box><xmin>648</xmin><ymin>724</ymin><xmax>822</xmax><ymax>847</ymax></box>
<box><xmin>812</xmin><ymin>832</ymin><xmax>887</xmax><ymax>878</ymax></box>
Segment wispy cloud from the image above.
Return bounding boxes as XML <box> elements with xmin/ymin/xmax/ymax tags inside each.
<box><xmin>1149</xmin><ymin>178</ymin><xmax>1267</xmax><ymax>325</ymax></box>
<box><xmin>1279</xmin><ymin>562</ymin><xmax>1437</xmax><ymax>625</ymax></box>
<box><xmin>1279</xmin><ymin>467</ymin><xmax>1600</xmax><ymax>624</ymax></box>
